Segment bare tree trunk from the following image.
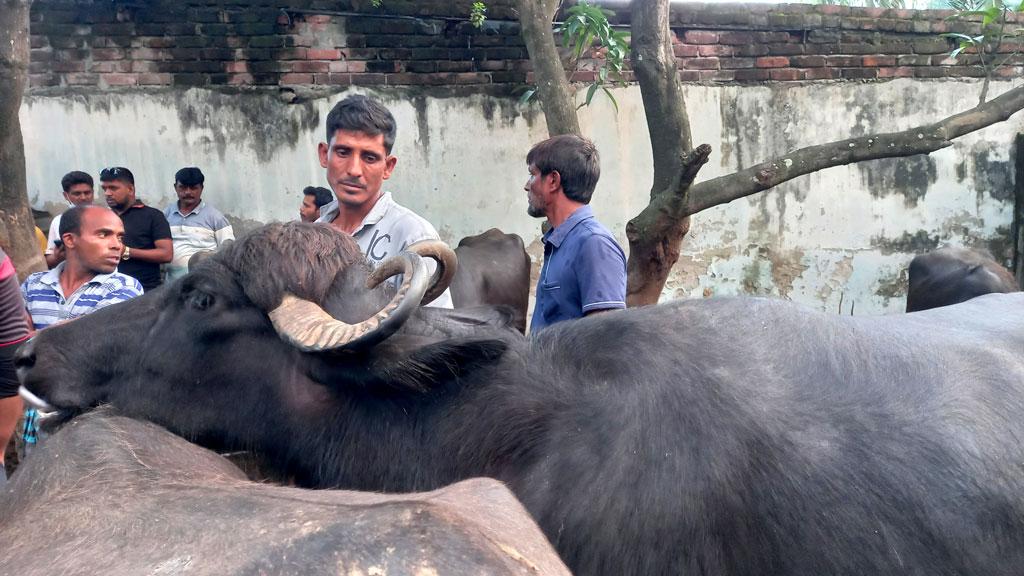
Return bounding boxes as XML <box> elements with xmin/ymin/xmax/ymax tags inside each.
<box><xmin>0</xmin><ymin>0</ymin><xmax>44</xmax><ymax>279</ymax></box>
<box><xmin>625</xmin><ymin>0</ymin><xmax>701</xmax><ymax>306</ymax></box>
<box><xmin>516</xmin><ymin>0</ymin><xmax>580</xmax><ymax>136</ymax></box>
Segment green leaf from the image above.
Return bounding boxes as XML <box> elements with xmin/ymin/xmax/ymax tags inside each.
<box><xmin>982</xmin><ymin>5</ymin><xmax>1001</xmax><ymax>26</ymax></box>
<box><xmin>602</xmin><ymin>87</ymin><xmax>619</xmax><ymax>114</ymax></box>
<box><xmin>941</xmin><ymin>32</ymin><xmax>981</xmax><ymax>42</ymax></box>
<box><xmin>578</xmin><ymin>82</ymin><xmax>600</xmax><ymax>109</ymax></box>
<box><xmin>951</xmin><ymin>46</ymin><xmax>966</xmax><ymax>58</ymax></box>
<box><xmin>518</xmin><ymin>88</ymin><xmax>537</xmax><ymax>105</ymax></box>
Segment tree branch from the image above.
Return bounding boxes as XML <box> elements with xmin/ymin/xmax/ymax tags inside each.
<box><xmin>631</xmin><ymin>0</ymin><xmax>693</xmax><ymax>196</ymax></box>
<box><xmin>516</xmin><ymin>0</ymin><xmax>580</xmax><ymax>136</ymax></box>
<box><xmin>686</xmin><ymin>83</ymin><xmax>1024</xmax><ymax>216</ymax></box>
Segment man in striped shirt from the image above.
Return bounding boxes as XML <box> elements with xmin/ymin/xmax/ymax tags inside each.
<box><xmin>20</xmin><ymin>205</ymin><xmax>143</xmax><ymax>454</ymax></box>
<box><xmin>163</xmin><ymin>167</ymin><xmax>235</xmax><ymax>281</ymax></box>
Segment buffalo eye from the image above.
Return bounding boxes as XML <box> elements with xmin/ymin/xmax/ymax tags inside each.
<box><xmin>187</xmin><ymin>290</ymin><xmax>214</xmax><ymax>311</ymax></box>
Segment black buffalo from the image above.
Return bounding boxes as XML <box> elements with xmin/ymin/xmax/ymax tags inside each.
<box><xmin>0</xmin><ymin>409</ymin><xmax>570</xmax><ymax>576</ymax></box>
<box><xmin>906</xmin><ymin>246</ymin><xmax>1018</xmax><ymax>312</ymax></box>
<box><xmin>17</xmin><ymin>222</ymin><xmax>1024</xmax><ymax>576</ymax></box>
<box><xmin>450</xmin><ymin>228</ymin><xmax>531</xmax><ymax>333</ymax></box>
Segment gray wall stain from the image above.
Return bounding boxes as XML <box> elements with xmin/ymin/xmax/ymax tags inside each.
<box><xmin>410</xmin><ymin>94</ymin><xmax>431</xmax><ymax>153</ymax></box>
<box><xmin>719</xmin><ymin>92</ymin><xmax>741</xmax><ymax>169</ymax></box>
<box><xmin>174</xmin><ymin>89</ymin><xmax>321</xmax><ymax>164</ymax></box>
<box><xmin>987</xmin><ymin>225</ymin><xmax>1014</xmax><ymax>265</ymax></box>
<box><xmin>861</xmin><ymin>155</ymin><xmax>936</xmax><ymax>208</ymax></box>
<box><xmin>972</xmin><ymin>142</ymin><xmax>1014</xmax><ymax>202</ymax></box>
<box><xmin>874</xmin><ymin>265</ymin><xmax>909</xmax><ymax>299</ymax></box>
<box><xmin>741</xmin><ymin>253</ymin><xmax>772</xmax><ymax>295</ymax></box>
<box><xmin>871</xmin><ymin>229</ymin><xmax>940</xmax><ymax>255</ymax></box>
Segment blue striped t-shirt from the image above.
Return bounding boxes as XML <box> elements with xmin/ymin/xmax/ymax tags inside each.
<box><xmin>19</xmin><ymin>264</ymin><xmax>143</xmax><ymax>447</ymax></box>
<box><xmin>20</xmin><ymin>264</ymin><xmax>144</xmax><ymax>330</ymax></box>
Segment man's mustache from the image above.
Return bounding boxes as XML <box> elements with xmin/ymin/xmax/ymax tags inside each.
<box><xmin>338</xmin><ymin>178</ymin><xmax>365</xmax><ymax>189</ymax></box>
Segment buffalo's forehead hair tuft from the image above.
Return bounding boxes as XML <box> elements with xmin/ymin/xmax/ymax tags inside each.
<box><xmin>220</xmin><ymin>222</ymin><xmax>367</xmax><ymax>310</ymax></box>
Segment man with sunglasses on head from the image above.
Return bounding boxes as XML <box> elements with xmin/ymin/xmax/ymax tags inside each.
<box><xmin>101</xmin><ymin>166</ymin><xmax>173</xmax><ymax>291</ymax></box>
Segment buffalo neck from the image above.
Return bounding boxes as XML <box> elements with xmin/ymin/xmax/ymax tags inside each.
<box><xmin>265</xmin><ymin>341</ymin><xmax>559</xmax><ymax>493</ymax></box>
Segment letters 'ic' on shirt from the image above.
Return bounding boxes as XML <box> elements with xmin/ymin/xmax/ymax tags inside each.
<box><xmin>317</xmin><ymin>191</ymin><xmax>453</xmax><ymax>309</ymax></box>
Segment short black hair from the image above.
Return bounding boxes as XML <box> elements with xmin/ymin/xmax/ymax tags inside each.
<box><xmin>324</xmin><ymin>95</ymin><xmax>397</xmax><ymax>153</ymax></box>
<box><xmin>61</xmin><ymin>171</ymin><xmax>93</xmax><ymax>193</ymax></box>
<box><xmin>99</xmin><ymin>166</ymin><xmax>135</xmax><ymax>185</ymax></box>
<box><xmin>526</xmin><ymin>134</ymin><xmax>601</xmax><ymax>204</ymax></box>
<box><xmin>58</xmin><ymin>206</ymin><xmax>89</xmax><ymax>236</ymax></box>
<box><xmin>175</xmin><ymin>166</ymin><xmax>205</xmax><ymax>187</ymax></box>
<box><xmin>303</xmin><ymin>186</ymin><xmax>333</xmax><ymax>208</ymax></box>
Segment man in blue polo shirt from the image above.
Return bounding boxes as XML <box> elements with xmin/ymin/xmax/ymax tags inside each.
<box><xmin>525</xmin><ymin>134</ymin><xmax>627</xmax><ymax>332</ymax></box>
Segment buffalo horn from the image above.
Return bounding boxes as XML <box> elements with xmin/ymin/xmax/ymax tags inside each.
<box><xmin>404</xmin><ymin>240</ymin><xmax>457</xmax><ymax>306</ymax></box>
<box><xmin>269</xmin><ymin>252</ymin><xmax>429</xmax><ymax>351</ymax></box>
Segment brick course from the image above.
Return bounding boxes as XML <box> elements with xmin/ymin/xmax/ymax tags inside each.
<box><xmin>26</xmin><ymin>0</ymin><xmax>1023</xmax><ymax>89</ymax></box>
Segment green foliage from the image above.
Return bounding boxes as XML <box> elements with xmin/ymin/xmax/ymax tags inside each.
<box><xmin>942</xmin><ymin>0</ymin><xmax>1024</xmax><ymax>103</ymax></box>
<box><xmin>517</xmin><ymin>87</ymin><xmax>537</xmax><ymax>106</ymax></box>
<box><xmin>371</xmin><ymin>0</ymin><xmax>382</xmax><ymax>7</ymax></box>
<box><xmin>550</xmin><ymin>0</ymin><xmax>630</xmax><ymax>112</ymax></box>
<box><xmin>948</xmin><ymin>0</ymin><xmax>990</xmax><ymax>10</ymax></box>
<box><xmin>942</xmin><ymin>0</ymin><xmax>1023</xmax><ymax>65</ymax></box>
<box><xmin>812</xmin><ymin>0</ymin><xmax>905</xmax><ymax>8</ymax></box>
<box><xmin>470</xmin><ymin>2</ymin><xmax>487</xmax><ymax>29</ymax></box>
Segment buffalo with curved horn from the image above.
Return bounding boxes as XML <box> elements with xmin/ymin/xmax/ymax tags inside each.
<box><xmin>16</xmin><ymin>222</ymin><xmax>1024</xmax><ymax>576</ymax></box>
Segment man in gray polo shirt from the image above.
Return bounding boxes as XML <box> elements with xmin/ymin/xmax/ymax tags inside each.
<box><xmin>316</xmin><ymin>95</ymin><xmax>452</xmax><ymax>308</ymax></box>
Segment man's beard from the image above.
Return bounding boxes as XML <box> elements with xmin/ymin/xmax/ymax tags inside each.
<box><xmin>527</xmin><ymin>197</ymin><xmax>545</xmax><ymax>218</ymax></box>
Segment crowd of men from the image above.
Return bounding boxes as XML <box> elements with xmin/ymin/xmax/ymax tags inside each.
<box><xmin>0</xmin><ymin>94</ymin><xmax>629</xmax><ymax>483</ymax></box>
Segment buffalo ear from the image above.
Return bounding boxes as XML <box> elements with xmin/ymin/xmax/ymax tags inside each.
<box><xmin>308</xmin><ymin>337</ymin><xmax>508</xmax><ymax>394</ymax></box>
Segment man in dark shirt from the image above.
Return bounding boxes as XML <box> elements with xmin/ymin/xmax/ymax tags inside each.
<box><xmin>101</xmin><ymin>166</ymin><xmax>172</xmax><ymax>291</ymax></box>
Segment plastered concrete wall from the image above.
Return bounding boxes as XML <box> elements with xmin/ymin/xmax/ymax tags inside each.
<box><xmin>21</xmin><ymin>78</ymin><xmax>1016</xmax><ymax>314</ymax></box>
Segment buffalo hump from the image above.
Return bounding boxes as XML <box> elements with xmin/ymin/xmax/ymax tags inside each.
<box><xmin>0</xmin><ymin>410</ymin><xmax>570</xmax><ymax>576</ymax></box>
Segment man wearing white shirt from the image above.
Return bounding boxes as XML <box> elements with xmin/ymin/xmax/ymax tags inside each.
<box><xmin>163</xmin><ymin>167</ymin><xmax>235</xmax><ymax>281</ymax></box>
<box><xmin>45</xmin><ymin>171</ymin><xmax>95</xmax><ymax>269</ymax></box>
<box><xmin>315</xmin><ymin>95</ymin><xmax>452</xmax><ymax>308</ymax></box>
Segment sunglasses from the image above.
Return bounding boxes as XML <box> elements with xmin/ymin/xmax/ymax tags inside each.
<box><xmin>100</xmin><ymin>167</ymin><xmax>133</xmax><ymax>182</ymax></box>
<box><xmin>100</xmin><ymin>166</ymin><xmax>130</xmax><ymax>177</ymax></box>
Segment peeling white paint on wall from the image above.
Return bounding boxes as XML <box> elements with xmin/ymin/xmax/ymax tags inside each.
<box><xmin>20</xmin><ymin>78</ymin><xmax>1018</xmax><ymax>315</ymax></box>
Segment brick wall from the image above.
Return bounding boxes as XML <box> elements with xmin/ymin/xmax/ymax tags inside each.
<box><xmin>27</xmin><ymin>0</ymin><xmax>1021</xmax><ymax>89</ymax></box>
